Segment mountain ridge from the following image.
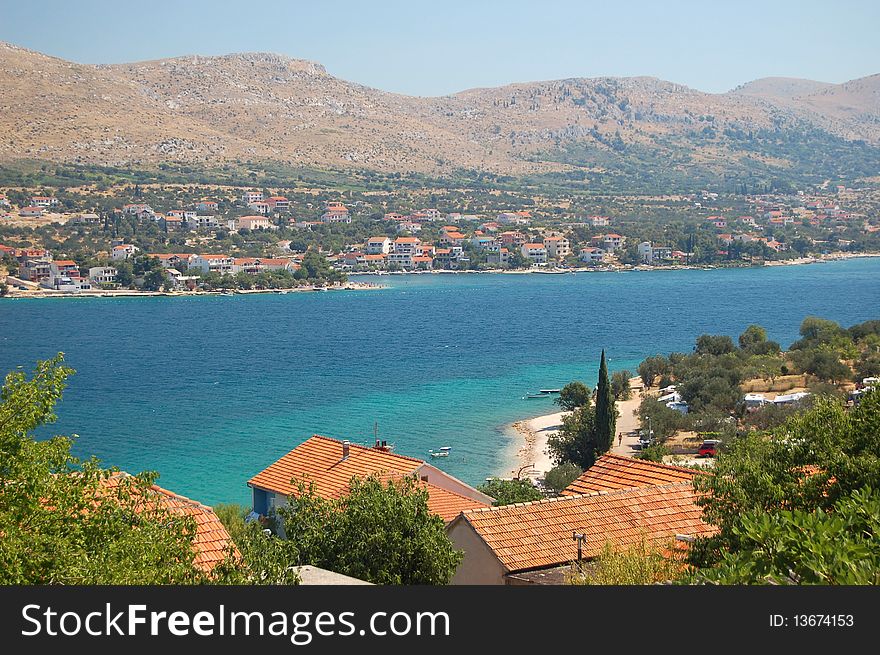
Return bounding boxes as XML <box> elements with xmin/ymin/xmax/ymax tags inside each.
<box><xmin>1</xmin><ymin>42</ymin><xmax>878</xmax><ymax>187</ymax></box>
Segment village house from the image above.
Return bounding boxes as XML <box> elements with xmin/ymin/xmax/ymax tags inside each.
<box><xmin>102</xmin><ymin>473</ymin><xmax>236</xmax><ymax>572</ymax></box>
<box><xmin>363</xmin><ymin>253</ymin><xmax>388</xmax><ymax>269</ymax></box>
<box><xmin>365</xmin><ymin>237</ymin><xmax>392</xmax><ymax>255</ymax></box>
<box><xmin>49</xmin><ymin>260</ymin><xmax>81</xmax><ymax>280</ymax></box>
<box><xmin>148</xmin><ymin>253</ymin><xmax>194</xmax><ymax>270</ymax></box>
<box><xmin>521</xmin><ymin>243</ymin><xmax>548</xmax><ymax>264</ymax></box>
<box><xmin>487</xmin><ymin>247</ymin><xmax>510</xmax><ymax>266</ymax></box>
<box><xmin>562</xmin><ymin>454</ymin><xmax>705</xmax><ymax>496</ymax></box>
<box><xmin>592</xmin><ymin>233</ymin><xmax>626</xmax><ymax>253</ymax></box>
<box><xmin>579</xmin><ymin>247</ymin><xmax>605</xmax><ymax>263</ymax></box>
<box><xmin>238</xmin><ymin>215</ymin><xmax>273</xmax><ymax>231</ymax></box>
<box><xmin>247</xmin><ymin>201</ymin><xmax>271</xmax><ymax>215</ymax></box>
<box><xmin>111</xmin><ymin>244</ymin><xmax>139</xmax><ymax>261</ymax></box>
<box><xmin>190</xmin><ymin>254</ymin><xmax>233</xmax><ymax>274</ymax></box>
<box><xmin>160</xmin><ymin>214</ymin><xmax>184</xmax><ymax>231</ymax></box>
<box><xmin>321</xmin><ymin>207</ymin><xmax>351</xmax><ymax>223</ymax></box>
<box><xmin>479</xmin><ymin>221</ymin><xmax>501</xmax><ymax>233</ymax></box>
<box><xmin>392</xmin><ymin>236</ymin><xmax>421</xmax><ymax>256</ymax></box>
<box><xmin>17</xmin><ymin>249</ymin><xmax>52</xmax><ymax>282</ymax></box>
<box><xmin>590</xmin><ymin>215</ymin><xmax>610</xmax><ymax>227</ymax></box>
<box><xmin>447</xmin><ymin>481</ymin><xmax>713</xmax><ymax>584</ymax></box>
<box><xmin>241</xmin><ymin>190</ymin><xmax>264</xmax><ymax>204</ymax></box>
<box><xmin>543</xmin><ymin>235</ymin><xmax>571</xmax><ymax>259</ymax></box>
<box><xmin>397</xmin><ymin>221</ymin><xmax>422</xmax><ymax>233</ymax></box>
<box><xmin>30</xmin><ymin>196</ymin><xmax>58</xmax><ymax>208</ymax></box>
<box><xmin>123</xmin><ymin>203</ymin><xmax>153</xmax><ymax>216</ymax></box>
<box><xmin>383</xmin><ymin>212</ymin><xmax>406</xmax><ymax>221</ymax></box>
<box><xmin>264</xmin><ymin>196</ymin><xmax>290</xmax><ymax>212</ymax></box>
<box><xmin>247</xmin><ymin>436</ymin><xmax>494</xmax><ymax>530</ymax></box>
<box><xmin>197</xmin><ymin>200</ymin><xmax>219</xmax><ymax>212</ymax></box>
<box><xmin>499</xmin><ymin>231</ymin><xmax>527</xmax><ymax>246</ymax></box>
<box><xmin>187</xmin><ymin>215</ymin><xmax>219</xmax><ymax>230</ymax></box>
<box><xmin>498</xmin><ymin>211</ymin><xmax>532</xmax><ymax>226</ymax></box>
<box><xmin>19</xmin><ymin>206</ymin><xmax>44</xmax><ymax>217</ymax></box>
<box><xmin>440</xmin><ymin>230</ymin><xmax>467</xmax><ymax>246</ymax></box>
<box><xmin>707</xmin><ymin>216</ymin><xmax>727</xmax><ymax>229</ymax></box>
<box><xmin>88</xmin><ymin>266</ymin><xmax>118</xmax><ymax>285</ymax></box>
<box><xmin>168</xmin><ymin>209</ymin><xmax>197</xmax><ymax>221</ymax></box>
<box><xmin>638</xmin><ymin>242</ymin><xmax>672</xmax><ymax>265</ymax></box>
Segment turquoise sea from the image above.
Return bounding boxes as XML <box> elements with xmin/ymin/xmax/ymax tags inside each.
<box><xmin>2</xmin><ymin>258</ymin><xmax>879</xmax><ymax>506</ymax></box>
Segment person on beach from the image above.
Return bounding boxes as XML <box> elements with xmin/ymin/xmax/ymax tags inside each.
<box><xmin>617</xmin><ymin>433</ymin><xmax>622</xmax><ymax>447</ymax></box>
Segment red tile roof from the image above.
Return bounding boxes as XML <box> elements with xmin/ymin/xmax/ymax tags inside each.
<box><xmin>455</xmin><ymin>483</ymin><xmax>715</xmax><ymax>573</ymax></box>
<box><xmin>249</xmin><ymin>435</ymin><xmax>488</xmax><ymax>522</ymax></box>
<box><xmin>101</xmin><ymin>473</ymin><xmax>235</xmax><ymax>572</ymax></box>
<box><xmin>562</xmin><ymin>454</ymin><xmax>705</xmax><ymax>496</ymax></box>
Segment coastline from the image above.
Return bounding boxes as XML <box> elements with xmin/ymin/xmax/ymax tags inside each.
<box><xmin>0</xmin><ymin>281</ymin><xmax>385</xmax><ymax>300</ymax></box>
<box><xmin>349</xmin><ymin>251</ymin><xmax>880</xmax><ymax>277</ymax></box>
<box><xmin>505</xmin><ymin>377</ymin><xmax>647</xmax><ymax>480</ymax></box>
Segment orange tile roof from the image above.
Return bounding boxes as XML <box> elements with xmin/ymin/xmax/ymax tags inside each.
<box><xmin>53</xmin><ymin>260</ymin><xmax>77</xmax><ymax>266</ymax></box>
<box><xmin>456</xmin><ymin>483</ymin><xmax>715</xmax><ymax>573</ymax></box>
<box><xmin>562</xmin><ymin>454</ymin><xmax>705</xmax><ymax>496</ymax></box>
<box><xmin>249</xmin><ymin>436</ymin><xmax>488</xmax><ymax>521</ymax></box>
<box><xmin>101</xmin><ymin>474</ymin><xmax>235</xmax><ymax>572</ymax></box>
<box><xmin>249</xmin><ymin>435</ymin><xmax>424</xmax><ymax>500</ymax></box>
<box><xmin>424</xmin><ymin>482</ymin><xmax>488</xmax><ymax>522</ymax></box>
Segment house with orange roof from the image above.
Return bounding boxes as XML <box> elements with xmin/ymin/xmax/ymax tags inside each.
<box><xmin>447</xmin><ymin>482</ymin><xmax>715</xmax><ymax>584</ymax></box>
<box><xmin>542</xmin><ymin>235</ymin><xmax>571</xmax><ymax>259</ymax></box>
<box><xmin>591</xmin><ymin>233</ymin><xmax>626</xmax><ymax>253</ymax></box>
<box><xmin>49</xmin><ymin>260</ymin><xmax>81</xmax><ymax>280</ymax></box>
<box><xmin>191</xmin><ymin>253</ymin><xmax>233</xmax><ymax>274</ymax></box>
<box><xmin>19</xmin><ymin>206</ymin><xmax>44</xmax><ymax>217</ymax></box>
<box><xmin>149</xmin><ymin>253</ymin><xmax>194</xmax><ymax>270</ymax></box>
<box><xmin>264</xmin><ymin>196</ymin><xmax>289</xmax><ymax>212</ymax></box>
<box><xmin>521</xmin><ymin>243</ymin><xmax>547</xmax><ymax>264</ymax></box>
<box><xmin>561</xmin><ymin>453</ymin><xmax>706</xmax><ymax>496</ymax></box>
<box><xmin>101</xmin><ymin>473</ymin><xmax>236</xmax><ymax>573</ymax></box>
<box><xmin>498</xmin><ymin>211</ymin><xmax>531</xmax><ymax>226</ymax></box>
<box><xmin>248</xmin><ymin>435</ymin><xmax>494</xmax><ymax>527</ymax></box>
<box><xmin>197</xmin><ymin>200</ymin><xmax>219</xmax><ymax>212</ymax></box>
<box><xmin>247</xmin><ymin>200</ymin><xmax>271</xmax><ymax>215</ymax></box>
<box><xmin>579</xmin><ymin>246</ymin><xmax>605</xmax><ymax>263</ymax></box>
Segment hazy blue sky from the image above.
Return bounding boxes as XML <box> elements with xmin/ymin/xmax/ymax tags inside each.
<box><xmin>1</xmin><ymin>0</ymin><xmax>877</xmax><ymax>96</ymax></box>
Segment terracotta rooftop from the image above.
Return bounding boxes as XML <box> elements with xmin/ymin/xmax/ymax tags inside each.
<box><xmin>101</xmin><ymin>473</ymin><xmax>235</xmax><ymax>572</ymax></box>
<box><xmin>249</xmin><ymin>435</ymin><xmax>487</xmax><ymax>521</ymax></box>
<box><xmin>562</xmin><ymin>454</ymin><xmax>705</xmax><ymax>496</ymax></box>
<box><xmin>455</xmin><ymin>483</ymin><xmax>715</xmax><ymax>573</ymax></box>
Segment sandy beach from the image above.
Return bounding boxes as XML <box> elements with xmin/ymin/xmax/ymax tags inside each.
<box><xmin>508</xmin><ymin>377</ymin><xmax>647</xmax><ymax>479</ymax></box>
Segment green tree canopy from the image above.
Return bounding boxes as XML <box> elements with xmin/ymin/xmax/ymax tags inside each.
<box><xmin>478</xmin><ymin>478</ymin><xmax>544</xmax><ymax>506</ymax></box>
<box><xmin>555</xmin><ymin>381</ymin><xmax>591</xmax><ymax>411</ymax></box>
<box><xmin>0</xmin><ymin>355</ymin><xmax>219</xmax><ymax>584</ymax></box>
<box><xmin>543</xmin><ymin>462</ymin><xmax>583</xmax><ymax>494</ymax></box>
<box><xmin>595</xmin><ymin>351</ymin><xmax>616</xmax><ymax>453</ymax></box>
<box><xmin>277</xmin><ymin>475</ymin><xmax>462</xmax><ymax>584</ymax></box>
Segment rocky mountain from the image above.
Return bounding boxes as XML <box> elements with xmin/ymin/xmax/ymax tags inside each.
<box><xmin>1</xmin><ymin>41</ymin><xmax>878</xmax><ymax>187</ymax></box>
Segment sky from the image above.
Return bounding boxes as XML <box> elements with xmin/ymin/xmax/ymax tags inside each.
<box><xmin>1</xmin><ymin>0</ymin><xmax>877</xmax><ymax>97</ymax></box>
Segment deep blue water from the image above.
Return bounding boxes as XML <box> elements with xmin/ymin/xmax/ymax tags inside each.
<box><xmin>2</xmin><ymin>258</ymin><xmax>878</xmax><ymax>505</ymax></box>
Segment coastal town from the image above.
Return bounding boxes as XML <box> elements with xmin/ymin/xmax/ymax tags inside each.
<box><xmin>1</xmin><ymin>182</ymin><xmax>879</xmax><ymax>296</ymax></box>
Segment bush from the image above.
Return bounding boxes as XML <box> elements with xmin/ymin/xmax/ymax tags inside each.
<box><xmin>543</xmin><ymin>463</ymin><xmax>583</xmax><ymax>494</ymax></box>
<box><xmin>478</xmin><ymin>478</ymin><xmax>544</xmax><ymax>506</ymax></box>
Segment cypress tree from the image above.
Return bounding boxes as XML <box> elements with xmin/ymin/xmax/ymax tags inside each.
<box><xmin>595</xmin><ymin>350</ymin><xmax>616</xmax><ymax>454</ymax></box>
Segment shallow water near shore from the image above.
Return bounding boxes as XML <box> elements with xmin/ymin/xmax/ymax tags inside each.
<box><xmin>2</xmin><ymin>258</ymin><xmax>879</xmax><ymax>505</ymax></box>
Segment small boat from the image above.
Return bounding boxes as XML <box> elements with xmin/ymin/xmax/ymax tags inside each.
<box><xmin>539</xmin><ymin>389</ymin><xmax>561</xmax><ymax>394</ymax></box>
<box><xmin>524</xmin><ymin>393</ymin><xmax>551</xmax><ymax>399</ymax></box>
<box><xmin>429</xmin><ymin>447</ymin><xmax>451</xmax><ymax>458</ymax></box>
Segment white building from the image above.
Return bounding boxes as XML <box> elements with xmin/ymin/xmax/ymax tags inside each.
<box><xmin>521</xmin><ymin>243</ymin><xmax>548</xmax><ymax>264</ymax></box>
<box><xmin>238</xmin><ymin>215</ymin><xmax>273</xmax><ymax>231</ymax></box>
<box><xmin>543</xmin><ymin>236</ymin><xmax>571</xmax><ymax>259</ymax></box>
<box><xmin>111</xmin><ymin>244</ymin><xmax>139</xmax><ymax>261</ymax></box>
<box><xmin>190</xmin><ymin>254</ymin><xmax>234</xmax><ymax>274</ymax></box>
<box><xmin>89</xmin><ymin>266</ymin><xmax>118</xmax><ymax>285</ymax></box>
<box><xmin>579</xmin><ymin>247</ymin><xmax>605</xmax><ymax>263</ymax></box>
<box><xmin>365</xmin><ymin>237</ymin><xmax>392</xmax><ymax>255</ymax></box>
<box><xmin>242</xmin><ymin>191</ymin><xmax>264</xmax><ymax>204</ymax></box>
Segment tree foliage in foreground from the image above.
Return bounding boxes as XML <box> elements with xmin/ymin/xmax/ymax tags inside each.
<box><xmin>0</xmin><ymin>355</ymin><xmax>213</xmax><ymax>584</ymax></box>
<box><xmin>277</xmin><ymin>475</ymin><xmax>462</xmax><ymax>585</ymax></box>
<box><xmin>569</xmin><ymin>536</ymin><xmax>686</xmax><ymax>585</ymax></box>
<box><xmin>690</xmin><ymin>391</ymin><xmax>880</xmax><ymax>572</ymax></box>
<box><xmin>478</xmin><ymin>478</ymin><xmax>544</xmax><ymax>506</ymax></box>
<box><xmin>693</xmin><ymin>487</ymin><xmax>880</xmax><ymax>585</ymax></box>
<box><xmin>555</xmin><ymin>381</ymin><xmax>591</xmax><ymax>411</ymax></box>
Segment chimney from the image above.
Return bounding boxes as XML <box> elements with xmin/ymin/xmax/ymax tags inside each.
<box><xmin>342</xmin><ymin>440</ymin><xmax>350</xmax><ymax>460</ymax></box>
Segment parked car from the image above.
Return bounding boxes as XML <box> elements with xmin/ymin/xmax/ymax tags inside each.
<box><xmin>698</xmin><ymin>439</ymin><xmax>721</xmax><ymax>457</ymax></box>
